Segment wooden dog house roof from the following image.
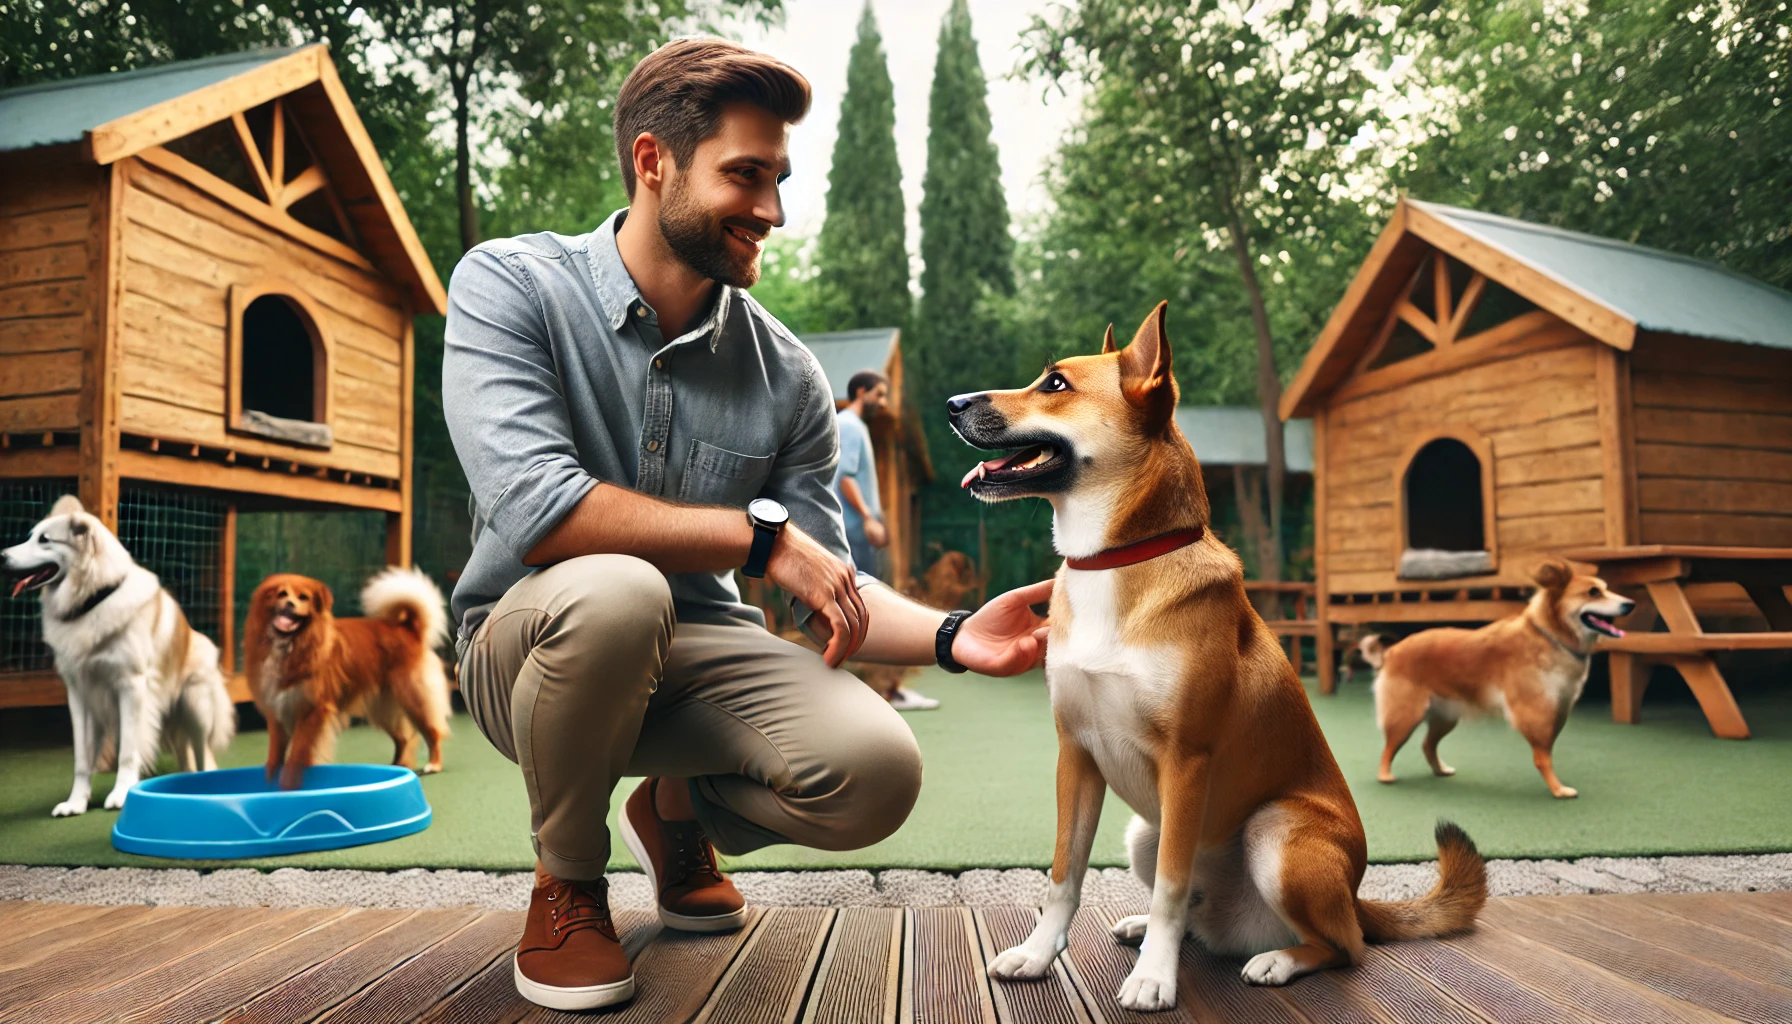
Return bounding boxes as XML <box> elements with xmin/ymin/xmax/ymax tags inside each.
<box><xmin>1281</xmin><ymin>197</ymin><xmax>1792</xmax><ymax>419</ymax></box>
<box><xmin>0</xmin><ymin>45</ymin><xmax>445</xmax><ymax>314</ymax></box>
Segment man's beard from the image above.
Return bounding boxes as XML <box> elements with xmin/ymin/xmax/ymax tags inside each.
<box><xmin>659</xmin><ymin>175</ymin><xmax>762</xmax><ymax>288</ymax></box>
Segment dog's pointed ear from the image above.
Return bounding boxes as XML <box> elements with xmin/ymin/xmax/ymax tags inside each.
<box><xmin>50</xmin><ymin>494</ymin><xmax>84</xmax><ymax>518</ymax></box>
<box><xmin>1528</xmin><ymin>557</ymin><xmax>1573</xmax><ymax>592</ymax></box>
<box><xmin>1100</xmin><ymin>323</ymin><xmax>1117</xmax><ymax>354</ymax></box>
<box><xmin>1119</xmin><ymin>301</ymin><xmax>1177</xmax><ymax>431</ymax></box>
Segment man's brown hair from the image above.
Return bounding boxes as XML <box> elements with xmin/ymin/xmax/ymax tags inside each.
<box><xmin>613</xmin><ymin>38</ymin><xmax>811</xmax><ymax>198</ymax></box>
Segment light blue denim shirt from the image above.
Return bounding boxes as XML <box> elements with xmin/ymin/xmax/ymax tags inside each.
<box><xmin>443</xmin><ymin>210</ymin><xmax>873</xmax><ymax>643</ymax></box>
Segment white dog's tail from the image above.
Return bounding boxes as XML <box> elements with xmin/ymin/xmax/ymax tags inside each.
<box><xmin>361</xmin><ymin>568</ymin><xmax>449</xmax><ymax>648</ymax></box>
<box><xmin>174</xmin><ymin>630</ymin><xmax>236</xmax><ymax>768</ymax></box>
<box><xmin>1358</xmin><ymin>634</ymin><xmax>1392</xmax><ymax>670</ymax></box>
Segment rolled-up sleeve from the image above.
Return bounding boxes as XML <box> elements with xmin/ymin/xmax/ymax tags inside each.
<box><xmin>442</xmin><ymin>248</ymin><xmax>597</xmax><ymax>560</ymax></box>
<box><xmin>764</xmin><ymin>359</ymin><xmax>883</xmax><ymax>624</ymax></box>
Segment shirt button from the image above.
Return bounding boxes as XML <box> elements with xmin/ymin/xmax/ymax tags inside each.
<box><xmin>636</xmin><ymin>306</ymin><xmax>648</xmax><ymax>317</ymax></box>
<box><xmin>646</xmin><ymin>440</ymin><xmax>659</xmax><ymax>452</ymax></box>
<box><xmin>654</xmin><ymin>359</ymin><xmax>664</xmax><ymax>370</ymax></box>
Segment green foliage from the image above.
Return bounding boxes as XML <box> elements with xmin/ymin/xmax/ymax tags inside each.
<box><xmin>815</xmin><ymin>2</ymin><xmax>910</xmax><ymax>332</ymax></box>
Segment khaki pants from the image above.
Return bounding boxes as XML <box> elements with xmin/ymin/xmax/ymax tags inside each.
<box><xmin>458</xmin><ymin>554</ymin><xmax>924</xmax><ymax>880</ymax></box>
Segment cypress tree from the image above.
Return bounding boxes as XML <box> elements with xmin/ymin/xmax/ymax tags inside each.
<box><xmin>816</xmin><ymin>2</ymin><xmax>910</xmax><ymax>331</ymax></box>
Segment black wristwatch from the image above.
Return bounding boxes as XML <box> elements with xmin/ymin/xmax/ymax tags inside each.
<box><xmin>936</xmin><ymin>609</ymin><xmax>973</xmax><ymax>674</ymax></box>
<box><xmin>742</xmin><ymin>498</ymin><xmax>788</xmax><ymax>579</ymax></box>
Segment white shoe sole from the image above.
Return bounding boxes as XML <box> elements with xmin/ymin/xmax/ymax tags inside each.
<box><xmin>619</xmin><ymin>794</ymin><xmax>750</xmax><ymax>933</ymax></box>
<box><xmin>512</xmin><ymin>954</ymin><xmax>635</xmax><ymax>1010</ymax></box>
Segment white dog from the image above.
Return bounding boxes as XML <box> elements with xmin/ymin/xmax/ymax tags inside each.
<box><xmin>1</xmin><ymin>495</ymin><xmax>235</xmax><ymax>815</ymax></box>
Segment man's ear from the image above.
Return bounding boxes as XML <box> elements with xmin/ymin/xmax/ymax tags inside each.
<box><xmin>1119</xmin><ymin>301</ymin><xmax>1177</xmax><ymax>432</ymax></box>
<box><xmin>1528</xmin><ymin>557</ymin><xmax>1573</xmax><ymax>592</ymax></box>
<box><xmin>633</xmin><ymin>132</ymin><xmax>669</xmax><ymax>195</ymax></box>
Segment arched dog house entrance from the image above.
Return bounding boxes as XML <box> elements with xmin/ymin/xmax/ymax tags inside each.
<box><xmin>229</xmin><ymin>281</ymin><xmax>333</xmax><ymax>448</ymax></box>
<box><xmin>1395</xmin><ymin>428</ymin><xmax>1497</xmax><ymax>580</ymax></box>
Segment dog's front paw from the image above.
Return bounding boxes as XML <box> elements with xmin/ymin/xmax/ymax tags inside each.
<box><xmin>51</xmin><ymin>799</ymin><xmax>88</xmax><ymax>817</ymax></box>
<box><xmin>1117</xmin><ymin>967</ymin><xmax>1178</xmax><ymax>1011</ymax></box>
<box><xmin>1552</xmin><ymin>785</ymin><xmax>1579</xmax><ymax>799</ymax></box>
<box><xmin>1110</xmin><ymin>914</ymin><xmax>1148</xmax><ymax>946</ymax></box>
<box><xmin>102</xmin><ymin>787</ymin><xmax>129</xmax><ymax>810</ymax></box>
<box><xmin>987</xmin><ymin>943</ymin><xmax>1059</xmax><ymax>980</ymax></box>
<box><xmin>417</xmin><ymin>762</ymin><xmax>442</xmax><ymax>776</ymax></box>
<box><xmin>1242</xmin><ymin>949</ymin><xmax>1301</xmax><ymax>986</ymax></box>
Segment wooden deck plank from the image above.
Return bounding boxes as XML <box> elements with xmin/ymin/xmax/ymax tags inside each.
<box><xmin>0</xmin><ymin>906</ymin><xmax>241</xmax><ymax>1008</ymax></box>
<box><xmin>1483</xmin><ymin>900</ymin><xmax>1790</xmax><ymax>1023</ymax></box>
<box><xmin>1549</xmin><ymin>894</ymin><xmax>1792</xmax><ymax>990</ymax></box>
<box><xmin>973</xmin><ymin>906</ymin><xmax>1092</xmax><ymax>1024</ymax></box>
<box><xmin>124</xmin><ymin>909</ymin><xmax>412</xmax><ymax>1024</ymax></box>
<box><xmin>906</xmin><ymin>907</ymin><xmax>999</xmax><ymax>1024</ymax></box>
<box><xmin>1375</xmin><ymin>931</ymin><xmax>1606</xmax><ymax>1024</ymax></box>
<box><xmin>0</xmin><ymin>902</ymin><xmax>157</xmax><ymax>968</ymax></box>
<box><xmin>1631</xmin><ymin>893</ymin><xmax>1792</xmax><ymax>950</ymax></box>
<box><xmin>1060</xmin><ymin>905</ymin><xmax>1303</xmax><ymax>1024</ymax></box>
<box><xmin>694</xmin><ymin>907</ymin><xmax>835</xmax><ymax>1024</ymax></box>
<box><xmin>801</xmin><ymin>906</ymin><xmax>903</xmax><ymax>1024</ymax></box>
<box><xmin>0</xmin><ymin>908</ymin><xmax>340</xmax><ymax>1024</ymax></box>
<box><xmin>316</xmin><ymin>911</ymin><xmax>524</xmax><ymax>1024</ymax></box>
<box><xmin>0</xmin><ymin>900</ymin><xmax>121</xmax><ymax>946</ymax></box>
<box><xmin>220</xmin><ymin>908</ymin><xmax>481</xmax><ymax>1024</ymax></box>
<box><xmin>520</xmin><ymin>908</ymin><xmax>765</xmax><ymax>1024</ymax></box>
<box><xmin>413</xmin><ymin>909</ymin><xmax>653</xmax><ymax>1024</ymax></box>
<box><xmin>1272</xmin><ymin>947</ymin><xmax>1490</xmax><ymax>1024</ymax></box>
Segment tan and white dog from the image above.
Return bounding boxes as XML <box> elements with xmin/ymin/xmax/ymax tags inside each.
<box><xmin>1364</xmin><ymin>558</ymin><xmax>1635</xmax><ymax>798</ymax></box>
<box><xmin>1</xmin><ymin>495</ymin><xmax>235</xmax><ymax>816</ymax></box>
<box><xmin>951</xmin><ymin>303</ymin><xmax>1485</xmax><ymax>1010</ymax></box>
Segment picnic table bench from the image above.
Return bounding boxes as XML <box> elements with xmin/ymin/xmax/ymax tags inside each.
<box><xmin>1563</xmin><ymin>545</ymin><xmax>1792</xmax><ymax>740</ymax></box>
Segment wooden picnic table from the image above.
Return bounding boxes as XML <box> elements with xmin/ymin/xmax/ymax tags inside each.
<box><xmin>1562</xmin><ymin>545</ymin><xmax>1792</xmax><ymax>740</ymax></box>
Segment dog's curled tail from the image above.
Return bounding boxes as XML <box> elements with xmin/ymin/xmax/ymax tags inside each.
<box><xmin>361</xmin><ymin>568</ymin><xmax>449</xmax><ymax>649</ymax></box>
<box><xmin>1355</xmin><ymin>821</ymin><xmax>1486</xmax><ymax>942</ymax></box>
<box><xmin>1358</xmin><ymin>634</ymin><xmax>1393</xmax><ymax>670</ymax></box>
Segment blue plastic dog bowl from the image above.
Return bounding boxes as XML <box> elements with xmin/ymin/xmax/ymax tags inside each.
<box><xmin>111</xmin><ymin>765</ymin><xmax>432</xmax><ymax>859</ymax></box>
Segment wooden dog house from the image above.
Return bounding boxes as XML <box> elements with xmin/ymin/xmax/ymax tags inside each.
<box><xmin>1284</xmin><ymin>198</ymin><xmax>1792</xmax><ymax>690</ymax></box>
<box><xmin>802</xmin><ymin>327</ymin><xmax>934</xmax><ymax>591</ymax></box>
<box><xmin>0</xmin><ymin>46</ymin><xmax>445</xmax><ymax>705</ymax></box>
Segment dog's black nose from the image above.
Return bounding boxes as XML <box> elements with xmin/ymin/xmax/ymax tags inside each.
<box><xmin>1617</xmin><ymin>599</ymin><xmax>1637</xmax><ymax>616</ymax></box>
<box><xmin>946</xmin><ymin>393</ymin><xmax>985</xmax><ymax>415</ymax></box>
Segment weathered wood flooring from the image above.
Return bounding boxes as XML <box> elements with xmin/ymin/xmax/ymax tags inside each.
<box><xmin>2</xmin><ymin>891</ymin><xmax>1788</xmax><ymax>1023</ymax></box>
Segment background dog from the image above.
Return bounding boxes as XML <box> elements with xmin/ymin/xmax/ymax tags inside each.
<box><xmin>1</xmin><ymin>495</ymin><xmax>235</xmax><ymax>816</ymax></box>
<box><xmin>955</xmin><ymin>302</ymin><xmax>1485</xmax><ymax>1010</ymax></box>
<box><xmin>1366</xmin><ymin>557</ymin><xmax>1635</xmax><ymax>798</ymax></box>
<box><xmin>245</xmin><ymin>568</ymin><xmax>450</xmax><ymax>790</ymax></box>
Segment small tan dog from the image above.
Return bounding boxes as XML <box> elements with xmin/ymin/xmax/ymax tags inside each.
<box><xmin>953</xmin><ymin>302</ymin><xmax>1485</xmax><ymax>1010</ymax></box>
<box><xmin>1363</xmin><ymin>558</ymin><xmax>1635</xmax><ymax>799</ymax></box>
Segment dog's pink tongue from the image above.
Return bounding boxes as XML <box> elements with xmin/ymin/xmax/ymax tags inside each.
<box><xmin>960</xmin><ymin>459</ymin><xmax>1001</xmax><ymax>489</ymax></box>
<box><xmin>1610</xmin><ymin>625</ymin><xmax>1625</xmax><ymax>638</ymax></box>
<box><xmin>9</xmin><ymin>577</ymin><xmax>28</xmax><ymax>599</ymax></box>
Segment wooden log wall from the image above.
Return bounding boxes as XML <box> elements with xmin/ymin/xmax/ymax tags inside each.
<box><xmin>1631</xmin><ymin>334</ymin><xmax>1792</xmax><ymax>547</ymax></box>
<box><xmin>113</xmin><ymin>158</ymin><xmax>405</xmax><ymax>480</ymax></box>
<box><xmin>1322</xmin><ymin>316</ymin><xmax>1606</xmax><ymax>593</ymax></box>
<box><xmin>0</xmin><ymin>153</ymin><xmax>101</xmax><ymax>437</ymax></box>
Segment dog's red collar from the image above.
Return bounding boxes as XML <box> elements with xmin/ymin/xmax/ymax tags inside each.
<box><xmin>1066</xmin><ymin>527</ymin><xmax>1205</xmax><ymax>571</ymax></box>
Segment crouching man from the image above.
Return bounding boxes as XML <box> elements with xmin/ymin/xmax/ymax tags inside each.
<box><xmin>443</xmin><ymin>38</ymin><xmax>1051</xmax><ymax>1011</ymax></box>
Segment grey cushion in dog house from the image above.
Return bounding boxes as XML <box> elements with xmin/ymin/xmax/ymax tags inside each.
<box><xmin>1398</xmin><ymin>548</ymin><xmax>1495</xmax><ymax>581</ymax></box>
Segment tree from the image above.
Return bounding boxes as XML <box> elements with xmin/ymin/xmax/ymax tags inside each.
<box><xmin>815</xmin><ymin>1</ymin><xmax>910</xmax><ymax>331</ymax></box>
<box><xmin>1021</xmin><ymin>0</ymin><xmax>1428</xmax><ymax>580</ymax></box>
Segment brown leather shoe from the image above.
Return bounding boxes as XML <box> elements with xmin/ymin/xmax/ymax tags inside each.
<box><xmin>620</xmin><ymin>778</ymin><xmax>748</xmax><ymax>932</ymax></box>
<box><xmin>513</xmin><ymin>873</ymin><xmax>634</xmax><ymax>1010</ymax></box>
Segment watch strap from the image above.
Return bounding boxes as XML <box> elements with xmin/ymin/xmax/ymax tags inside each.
<box><xmin>743</xmin><ymin>524</ymin><xmax>777</xmax><ymax>578</ymax></box>
<box><xmin>936</xmin><ymin>609</ymin><xmax>973</xmax><ymax>674</ymax></box>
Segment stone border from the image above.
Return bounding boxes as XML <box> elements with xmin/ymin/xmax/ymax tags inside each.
<box><xmin>4</xmin><ymin>854</ymin><xmax>1789</xmax><ymax>911</ymax></box>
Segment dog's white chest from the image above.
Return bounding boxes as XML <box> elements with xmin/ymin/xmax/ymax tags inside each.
<box><xmin>1047</xmin><ymin>571</ymin><xmax>1181</xmax><ymax>822</ymax></box>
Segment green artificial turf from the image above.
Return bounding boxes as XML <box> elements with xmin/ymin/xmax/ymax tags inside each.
<box><xmin>2</xmin><ymin>667</ymin><xmax>1788</xmax><ymax>871</ymax></box>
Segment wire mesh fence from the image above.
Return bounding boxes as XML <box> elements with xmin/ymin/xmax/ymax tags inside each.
<box><xmin>0</xmin><ymin>479</ymin><xmax>77</xmax><ymax>674</ymax></box>
<box><xmin>118</xmin><ymin>484</ymin><xmax>227</xmax><ymax>650</ymax></box>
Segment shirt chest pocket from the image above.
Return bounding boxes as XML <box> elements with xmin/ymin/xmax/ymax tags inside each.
<box><xmin>680</xmin><ymin>438</ymin><xmax>775</xmax><ymax>508</ymax></box>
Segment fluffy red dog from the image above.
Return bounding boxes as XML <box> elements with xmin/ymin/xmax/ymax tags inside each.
<box><xmin>246</xmin><ymin>568</ymin><xmax>451</xmax><ymax>790</ymax></box>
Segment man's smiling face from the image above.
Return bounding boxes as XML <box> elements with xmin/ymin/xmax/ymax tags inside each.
<box><xmin>658</xmin><ymin>101</ymin><xmax>791</xmax><ymax>288</ymax></box>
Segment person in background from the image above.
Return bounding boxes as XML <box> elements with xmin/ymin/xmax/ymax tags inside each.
<box><xmin>834</xmin><ymin>370</ymin><xmax>939</xmax><ymax>712</ymax></box>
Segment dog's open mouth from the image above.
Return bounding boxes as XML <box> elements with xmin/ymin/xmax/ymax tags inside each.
<box><xmin>272</xmin><ymin>609</ymin><xmax>307</xmax><ymax>634</ymax></box>
<box><xmin>1580</xmin><ymin>612</ymin><xmax>1625</xmax><ymax>638</ymax></box>
<box><xmin>8</xmin><ymin>565</ymin><xmax>57</xmax><ymax>598</ymax></box>
<box><xmin>961</xmin><ymin>443</ymin><xmax>1066</xmax><ymax>490</ymax></box>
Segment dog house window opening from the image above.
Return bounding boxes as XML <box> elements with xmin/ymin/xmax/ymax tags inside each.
<box><xmin>0</xmin><ymin>479</ymin><xmax>78</xmax><ymax>674</ymax></box>
<box><xmin>241</xmin><ymin>295</ymin><xmax>320</xmax><ymax>423</ymax></box>
<box><xmin>1403</xmin><ymin>438</ymin><xmax>1486</xmax><ymax>552</ymax></box>
<box><xmin>118</xmin><ymin>485</ymin><xmax>226</xmax><ymax>649</ymax></box>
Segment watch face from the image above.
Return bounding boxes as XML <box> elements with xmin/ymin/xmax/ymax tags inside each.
<box><xmin>748</xmin><ymin>498</ymin><xmax>789</xmax><ymax>525</ymax></box>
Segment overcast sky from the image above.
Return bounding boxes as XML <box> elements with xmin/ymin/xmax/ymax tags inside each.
<box><xmin>733</xmin><ymin>0</ymin><xmax>1083</xmax><ymax>246</ymax></box>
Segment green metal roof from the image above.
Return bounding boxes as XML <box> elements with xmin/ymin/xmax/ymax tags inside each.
<box><xmin>1175</xmin><ymin>406</ymin><xmax>1314</xmax><ymax>472</ymax></box>
<box><xmin>0</xmin><ymin>47</ymin><xmax>303</xmax><ymax>153</ymax></box>
<box><xmin>1414</xmin><ymin>200</ymin><xmax>1792</xmax><ymax>352</ymax></box>
<box><xmin>800</xmin><ymin>328</ymin><xmax>900</xmax><ymax>401</ymax></box>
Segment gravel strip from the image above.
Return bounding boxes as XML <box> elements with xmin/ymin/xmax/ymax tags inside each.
<box><xmin>3</xmin><ymin>853</ymin><xmax>1789</xmax><ymax>910</ymax></box>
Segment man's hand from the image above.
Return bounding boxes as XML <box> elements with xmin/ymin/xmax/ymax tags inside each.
<box><xmin>767</xmin><ymin>523</ymin><xmax>868</xmax><ymax>668</ymax></box>
<box><xmin>952</xmin><ymin>579</ymin><xmax>1053</xmax><ymax>677</ymax></box>
<box><xmin>865</xmin><ymin>517</ymin><xmax>888</xmax><ymax>549</ymax></box>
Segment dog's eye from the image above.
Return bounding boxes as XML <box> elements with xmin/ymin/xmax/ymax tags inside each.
<box><xmin>1588</xmin><ymin>587</ymin><xmax>1602</xmax><ymax>598</ymax></box>
<box><xmin>1038</xmin><ymin>372</ymin><xmax>1071</xmax><ymax>393</ymax></box>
